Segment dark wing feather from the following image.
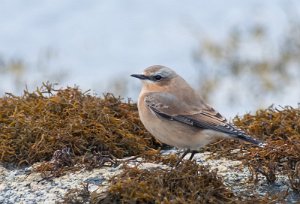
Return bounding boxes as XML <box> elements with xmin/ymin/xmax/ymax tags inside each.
<box><xmin>146</xmin><ymin>96</ymin><xmax>263</xmax><ymax>146</ymax></box>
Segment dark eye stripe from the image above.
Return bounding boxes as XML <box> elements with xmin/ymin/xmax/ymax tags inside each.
<box><xmin>154</xmin><ymin>75</ymin><xmax>162</xmax><ymax>80</ymax></box>
<box><xmin>149</xmin><ymin>75</ymin><xmax>164</xmax><ymax>81</ymax></box>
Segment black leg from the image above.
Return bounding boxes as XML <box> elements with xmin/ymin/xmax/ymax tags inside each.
<box><xmin>175</xmin><ymin>149</ymin><xmax>190</xmax><ymax>167</ymax></box>
<box><xmin>188</xmin><ymin>150</ymin><xmax>199</xmax><ymax>160</ymax></box>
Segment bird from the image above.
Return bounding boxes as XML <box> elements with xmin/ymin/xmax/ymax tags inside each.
<box><xmin>131</xmin><ymin>65</ymin><xmax>264</xmax><ymax>165</ymax></box>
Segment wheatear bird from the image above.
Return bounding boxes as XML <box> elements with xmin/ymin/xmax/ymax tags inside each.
<box><xmin>131</xmin><ymin>65</ymin><xmax>264</xmax><ymax>165</ymax></box>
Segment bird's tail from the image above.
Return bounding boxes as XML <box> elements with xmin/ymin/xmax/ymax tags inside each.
<box><xmin>234</xmin><ymin>133</ymin><xmax>265</xmax><ymax>147</ymax></box>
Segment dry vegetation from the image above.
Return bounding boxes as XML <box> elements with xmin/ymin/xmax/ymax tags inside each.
<box><xmin>0</xmin><ymin>83</ymin><xmax>160</xmax><ymax>166</ymax></box>
<box><xmin>99</xmin><ymin>161</ymin><xmax>237</xmax><ymax>204</ymax></box>
<box><xmin>97</xmin><ymin>161</ymin><xmax>290</xmax><ymax>204</ymax></box>
<box><xmin>234</xmin><ymin>107</ymin><xmax>300</xmax><ymax>192</ymax></box>
<box><xmin>200</xmin><ymin>106</ymin><xmax>300</xmax><ymax>193</ymax></box>
<box><xmin>0</xmin><ymin>84</ymin><xmax>299</xmax><ymax>203</ymax></box>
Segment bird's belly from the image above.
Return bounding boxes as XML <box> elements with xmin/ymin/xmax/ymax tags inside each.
<box><xmin>139</xmin><ymin>110</ymin><xmax>217</xmax><ymax>149</ymax></box>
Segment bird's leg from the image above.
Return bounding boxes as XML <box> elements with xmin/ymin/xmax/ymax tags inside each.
<box><xmin>188</xmin><ymin>150</ymin><xmax>199</xmax><ymax>160</ymax></box>
<box><xmin>175</xmin><ymin>149</ymin><xmax>190</xmax><ymax>167</ymax></box>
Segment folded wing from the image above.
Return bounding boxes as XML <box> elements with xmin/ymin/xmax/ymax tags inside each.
<box><xmin>144</xmin><ymin>92</ymin><xmax>263</xmax><ymax>146</ymax></box>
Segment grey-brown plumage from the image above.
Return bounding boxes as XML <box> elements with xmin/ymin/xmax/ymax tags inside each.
<box><xmin>131</xmin><ymin>65</ymin><xmax>264</xmax><ymax>164</ymax></box>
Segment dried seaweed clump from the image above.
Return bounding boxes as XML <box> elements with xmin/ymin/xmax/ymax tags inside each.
<box><xmin>0</xmin><ymin>83</ymin><xmax>161</xmax><ymax>165</ymax></box>
<box><xmin>97</xmin><ymin>161</ymin><xmax>236</xmax><ymax>204</ymax></box>
<box><xmin>60</xmin><ymin>183</ymin><xmax>91</xmax><ymax>204</ymax></box>
<box><xmin>233</xmin><ymin>106</ymin><xmax>300</xmax><ymax>192</ymax></box>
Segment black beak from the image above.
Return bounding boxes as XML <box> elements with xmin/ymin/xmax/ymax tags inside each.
<box><xmin>130</xmin><ymin>74</ymin><xmax>149</xmax><ymax>80</ymax></box>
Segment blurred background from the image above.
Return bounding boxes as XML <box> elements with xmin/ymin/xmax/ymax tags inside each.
<box><xmin>0</xmin><ymin>0</ymin><xmax>300</xmax><ymax>117</ymax></box>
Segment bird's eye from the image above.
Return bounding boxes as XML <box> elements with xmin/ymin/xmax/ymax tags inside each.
<box><xmin>154</xmin><ymin>75</ymin><xmax>162</xmax><ymax>80</ymax></box>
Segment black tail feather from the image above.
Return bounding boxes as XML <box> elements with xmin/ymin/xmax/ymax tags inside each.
<box><xmin>235</xmin><ymin>134</ymin><xmax>265</xmax><ymax>147</ymax></box>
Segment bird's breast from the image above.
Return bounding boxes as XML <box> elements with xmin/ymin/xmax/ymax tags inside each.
<box><xmin>137</xmin><ymin>96</ymin><xmax>217</xmax><ymax>149</ymax></box>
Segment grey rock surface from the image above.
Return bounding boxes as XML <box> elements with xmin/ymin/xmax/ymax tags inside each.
<box><xmin>0</xmin><ymin>150</ymin><xmax>299</xmax><ymax>203</ymax></box>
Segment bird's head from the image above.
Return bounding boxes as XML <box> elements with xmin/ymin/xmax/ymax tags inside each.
<box><xmin>131</xmin><ymin>65</ymin><xmax>177</xmax><ymax>89</ymax></box>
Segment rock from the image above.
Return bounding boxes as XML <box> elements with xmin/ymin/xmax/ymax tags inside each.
<box><xmin>0</xmin><ymin>151</ymin><xmax>299</xmax><ymax>203</ymax></box>
<box><xmin>0</xmin><ymin>163</ymin><xmax>122</xmax><ymax>204</ymax></box>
